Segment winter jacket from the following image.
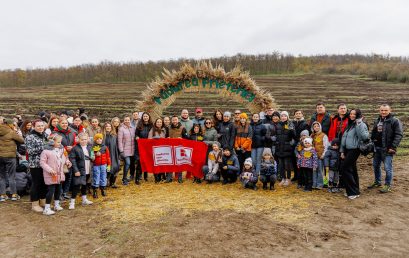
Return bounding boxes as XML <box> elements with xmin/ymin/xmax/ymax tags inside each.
<box><xmin>218</xmin><ymin>121</ymin><xmax>236</xmax><ymax>150</ymax></box>
<box><xmin>15</xmin><ymin>171</ymin><xmax>30</xmax><ymax>192</ymax></box>
<box><xmin>40</xmin><ymin>146</ymin><xmax>70</xmax><ymax>185</ymax></box>
<box><xmin>264</xmin><ymin>122</ymin><xmax>278</xmax><ymax>148</ymax></box>
<box><xmin>328</xmin><ymin>114</ymin><xmax>349</xmax><ymax>141</ymax></box>
<box><xmin>250</xmin><ymin>121</ymin><xmax>266</xmax><ymax>149</ymax></box>
<box><xmin>370</xmin><ymin>114</ymin><xmax>403</xmax><ymax>152</ymax></box>
<box><xmin>118</xmin><ymin>124</ymin><xmax>135</xmax><ymax>157</ymax></box>
<box><xmin>297</xmin><ymin>147</ymin><xmax>318</xmax><ymax>169</ymax></box>
<box><xmin>148</xmin><ymin>128</ymin><xmax>166</xmax><ymax>139</ymax></box>
<box><xmin>0</xmin><ymin>124</ymin><xmax>24</xmax><ymax>158</ymax></box>
<box><xmin>324</xmin><ymin>147</ymin><xmax>339</xmax><ymax>171</ymax></box>
<box><xmin>70</xmin><ymin>124</ymin><xmax>86</xmax><ymax>135</ymax></box>
<box><xmin>192</xmin><ymin>116</ymin><xmax>205</xmax><ymax>127</ymax></box>
<box><xmin>86</xmin><ymin>126</ymin><xmax>102</xmax><ymax>143</ymax></box>
<box><xmin>104</xmin><ymin>133</ymin><xmax>120</xmax><ymax>174</ymax></box>
<box><xmin>135</xmin><ymin>123</ymin><xmax>153</xmax><ymax>139</ymax></box>
<box><xmin>180</xmin><ymin>118</ymin><xmax>194</xmax><ymax>136</ymax></box>
<box><xmin>189</xmin><ymin>133</ymin><xmax>204</xmax><ymax>142</ymax></box>
<box><xmin>260</xmin><ymin>160</ymin><xmax>277</xmax><ymax>176</ymax></box>
<box><xmin>234</xmin><ymin>123</ymin><xmax>253</xmax><ymax>151</ymax></box>
<box><xmin>203</xmin><ymin>127</ymin><xmax>218</xmax><ymax>147</ymax></box>
<box><xmin>240</xmin><ymin>167</ymin><xmax>258</xmax><ymax>186</ymax></box>
<box><xmin>221</xmin><ymin>154</ymin><xmax>240</xmax><ymax>174</ymax></box>
<box><xmin>53</xmin><ymin>125</ymin><xmax>77</xmax><ymax>152</ymax></box>
<box><xmin>169</xmin><ymin>123</ymin><xmax>188</xmax><ymax>139</ymax></box>
<box><xmin>275</xmin><ymin>121</ymin><xmax>296</xmax><ymax>158</ymax></box>
<box><xmin>207</xmin><ymin>150</ymin><xmax>222</xmax><ymax>175</ymax></box>
<box><xmin>311</xmin><ymin>132</ymin><xmax>329</xmax><ymax>159</ymax></box>
<box><xmin>69</xmin><ymin>144</ymin><xmax>94</xmax><ymax>186</ymax></box>
<box><xmin>25</xmin><ymin>131</ymin><xmax>48</xmax><ymax>168</ymax></box>
<box><xmin>92</xmin><ymin>144</ymin><xmax>111</xmax><ymax>166</ymax></box>
<box><xmin>310</xmin><ymin>112</ymin><xmax>331</xmax><ymax>135</ymax></box>
<box><xmin>340</xmin><ymin>119</ymin><xmax>370</xmax><ymax>153</ymax></box>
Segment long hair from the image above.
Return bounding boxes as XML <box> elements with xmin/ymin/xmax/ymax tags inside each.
<box><xmin>103</xmin><ymin>122</ymin><xmax>117</xmax><ymax>136</ymax></box>
<box><xmin>137</xmin><ymin>112</ymin><xmax>152</xmax><ymax>130</ymax></box>
<box><xmin>152</xmin><ymin>118</ymin><xmax>164</xmax><ymax>135</ymax></box>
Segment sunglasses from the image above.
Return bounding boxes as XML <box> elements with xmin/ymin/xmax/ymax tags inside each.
<box><xmin>205</xmin><ymin>122</ymin><xmax>212</xmax><ymax>124</ymax></box>
<box><xmin>234</xmin><ymin>113</ymin><xmax>240</xmax><ymax>115</ymax></box>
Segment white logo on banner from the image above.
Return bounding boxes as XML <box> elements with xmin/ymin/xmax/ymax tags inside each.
<box><xmin>152</xmin><ymin>145</ymin><xmax>193</xmax><ymax>166</ymax></box>
<box><xmin>174</xmin><ymin>146</ymin><xmax>193</xmax><ymax>165</ymax></box>
<box><xmin>153</xmin><ymin>146</ymin><xmax>174</xmax><ymax>166</ymax></box>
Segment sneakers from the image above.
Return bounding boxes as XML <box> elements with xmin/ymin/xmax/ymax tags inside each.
<box><xmin>69</xmin><ymin>200</ymin><xmax>75</xmax><ymax>210</ymax></box>
<box><xmin>82</xmin><ymin>199</ymin><xmax>93</xmax><ymax>206</ymax></box>
<box><xmin>43</xmin><ymin>207</ymin><xmax>55</xmax><ymax>216</ymax></box>
<box><xmin>367</xmin><ymin>182</ymin><xmax>382</xmax><ymax>189</ymax></box>
<box><xmin>283</xmin><ymin>179</ymin><xmax>290</xmax><ymax>187</ymax></box>
<box><xmin>380</xmin><ymin>185</ymin><xmax>392</xmax><ymax>193</ymax></box>
<box><xmin>54</xmin><ymin>204</ymin><xmax>64</xmax><ymax>211</ymax></box>
<box><xmin>279</xmin><ymin>179</ymin><xmax>285</xmax><ymax>186</ymax></box>
<box><xmin>11</xmin><ymin>194</ymin><xmax>20</xmax><ymax>201</ymax></box>
<box><xmin>0</xmin><ymin>195</ymin><xmax>7</xmax><ymax>202</ymax></box>
<box><xmin>348</xmin><ymin>195</ymin><xmax>360</xmax><ymax>200</ymax></box>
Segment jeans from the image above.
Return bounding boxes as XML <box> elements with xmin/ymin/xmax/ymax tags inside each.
<box><xmin>251</xmin><ymin>147</ymin><xmax>264</xmax><ymax>175</ymax></box>
<box><xmin>313</xmin><ymin>159</ymin><xmax>324</xmax><ymax>188</ymax></box>
<box><xmin>122</xmin><ymin>156</ymin><xmax>133</xmax><ymax>182</ymax></box>
<box><xmin>92</xmin><ymin>165</ymin><xmax>107</xmax><ymax>187</ymax></box>
<box><xmin>373</xmin><ymin>147</ymin><xmax>394</xmax><ymax>185</ymax></box>
<box><xmin>0</xmin><ymin>157</ymin><xmax>16</xmax><ymax>194</ymax></box>
<box><xmin>166</xmin><ymin>172</ymin><xmax>182</xmax><ymax>181</ymax></box>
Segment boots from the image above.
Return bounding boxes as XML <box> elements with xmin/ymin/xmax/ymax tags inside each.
<box><xmin>39</xmin><ymin>199</ymin><xmax>46</xmax><ymax>208</ymax></box>
<box><xmin>92</xmin><ymin>187</ymin><xmax>98</xmax><ymax>199</ymax></box>
<box><xmin>263</xmin><ymin>182</ymin><xmax>267</xmax><ymax>190</ymax></box>
<box><xmin>100</xmin><ymin>186</ymin><xmax>106</xmax><ymax>197</ymax></box>
<box><xmin>270</xmin><ymin>182</ymin><xmax>275</xmax><ymax>190</ymax></box>
<box><xmin>110</xmin><ymin>175</ymin><xmax>118</xmax><ymax>188</ymax></box>
<box><xmin>32</xmin><ymin>201</ymin><xmax>44</xmax><ymax>213</ymax></box>
<box><xmin>144</xmin><ymin>172</ymin><xmax>148</xmax><ymax>182</ymax></box>
<box><xmin>69</xmin><ymin>199</ymin><xmax>75</xmax><ymax>210</ymax></box>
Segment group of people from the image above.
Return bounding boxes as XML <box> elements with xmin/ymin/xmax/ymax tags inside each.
<box><xmin>0</xmin><ymin>102</ymin><xmax>403</xmax><ymax>216</ymax></box>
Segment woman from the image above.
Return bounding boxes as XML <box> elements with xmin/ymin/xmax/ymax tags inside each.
<box><xmin>234</xmin><ymin>113</ymin><xmax>253</xmax><ymax>171</ymax></box>
<box><xmin>163</xmin><ymin>116</ymin><xmax>171</xmax><ymax>138</ymax></box>
<box><xmin>103</xmin><ymin>122</ymin><xmax>120</xmax><ymax>188</ymax></box>
<box><xmin>20</xmin><ymin>120</ymin><xmax>32</xmax><ymax>138</ymax></box>
<box><xmin>189</xmin><ymin>123</ymin><xmax>205</xmax><ymax>183</ymax></box>
<box><xmin>275</xmin><ymin>111</ymin><xmax>296</xmax><ymax>187</ymax></box>
<box><xmin>250</xmin><ymin>113</ymin><xmax>266</xmax><ymax>176</ymax></box>
<box><xmin>25</xmin><ymin>120</ymin><xmax>48</xmax><ymax>212</ymax></box>
<box><xmin>148</xmin><ymin>118</ymin><xmax>167</xmax><ymax>183</ymax></box>
<box><xmin>71</xmin><ymin>116</ymin><xmax>85</xmax><ymax>134</ymax></box>
<box><xmin>203</xmin><ymin>118</ymin><xmax>218</xmax><ymax>153</ymax></box>
<box><xmin>340</xmin><ymin>109</ymin><xmax>369</xmax><ymax>199</ymax></box>
<box><xmin>45</xmin><ymin>116</ymin><xmax>59</xmax><ymax>135</ymax></box>
<box><xmin>118</xmin><ymin>115</ymin><xmax>136</xmax><ymax>185</ymax></box>
<box><xmin>111</xmin><ymin>117</ymin><xmax>121</xmax><ymax>135</ymax></box>
<box><xmin>86</xmin><ymin>117</ymin><xmax>102</xmax><ymax>143</ymax></box>
<box><xmin>54</xmin><ymin>118</ymin><xmax>77</xmax><ymax>199</ymax></box>
<box><xmin>135</xmin><ymin>112</ymin><xmax>153</xmax><ymax>182</ymax></box>
<box><xmin>212</xmin><ymin>109</ymin><xmax>223</xmax><ymax>132</ymax></box>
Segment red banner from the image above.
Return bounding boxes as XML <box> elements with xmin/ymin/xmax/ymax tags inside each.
<box><xmin>137</xmin><ymin>138</ymin><xmax>208</xmax><ymax>178</ymax></box>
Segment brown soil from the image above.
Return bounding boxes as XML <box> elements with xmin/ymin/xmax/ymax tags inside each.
<box><xmin>1</xmin><ymin>158</ymin><xmax>408</xmax><ymax>258</ymax></box>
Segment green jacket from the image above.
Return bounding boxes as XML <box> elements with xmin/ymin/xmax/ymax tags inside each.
<box><xmin>0</xmin><ymin>125</ymin><xmax>24</xmax><ymax>158</ymax></box>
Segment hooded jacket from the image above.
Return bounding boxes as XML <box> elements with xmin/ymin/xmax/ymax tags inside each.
<box><xmin>310</xmin><ymin>112</ymin><xmax>331</xmax><ymax>135</ymax></box>
<box><xmin>0</xmin><ymin>124</ymin><xmax>24</xmax><ymax>158</ymax></box>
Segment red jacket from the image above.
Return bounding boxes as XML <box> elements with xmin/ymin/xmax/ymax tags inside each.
<box><xmin>93</xmin><ymin>145</ymin><xmax>111</xmax><ymax>166</ymax></box>
<box><xmin>328</xmin><ymin>115</ymin><xmax>349</xmax><ymax>141</ymax></box>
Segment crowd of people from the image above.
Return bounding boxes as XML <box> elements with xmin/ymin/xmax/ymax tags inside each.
<box><xmin>0</xmin><ymin>103</ymin><xmax>403</xmax><ymax>216</ymax></box>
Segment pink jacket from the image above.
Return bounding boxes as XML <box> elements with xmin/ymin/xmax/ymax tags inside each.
<box><xmin>118</xmin><ymin>124</ymin><xmax>135</xmax><ymax>157</ymax></box>
<box><xmin>40</xmin><ymin>147</ymin><xmax>71</xmax><ymax>185</ymax></box>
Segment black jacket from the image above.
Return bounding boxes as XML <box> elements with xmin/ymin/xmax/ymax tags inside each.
<box><xmin>371</xmin><ymin>114</ymin><xmax>403</xmax><ymax>152</ymax></box>
<box><xmin>310</xmin><ymin>112</ymin><xmax>331</xmax><ymax>135</ymax></box>
<box><xmin>275</xmin><ymin>121</ymin><xmax>296</xmax><ymax>158</ymax></box>
<box><xmin>250</xmin><ymin>121</ymin><xmax>267</xmax><ymax>148</ymax></box>
<box><xmin>69</xmin><ymin>144</ymin><xmax>93</xmax><ymax>186</ymax></box>
<box><xmin>218</xmin><ymin>121</ymin><xmax>235</xmax><ymax>150</ymax></box>
<box><xmin>292</xmin><ymin>119</ymin><xmax>309</xmax><ymax>141</ymax></box>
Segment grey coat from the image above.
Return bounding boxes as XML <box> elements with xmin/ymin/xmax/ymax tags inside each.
<box><xmin>340</xmin><ymin>119</ymin><xmax>369</xmax><ymax>152</ymax></box>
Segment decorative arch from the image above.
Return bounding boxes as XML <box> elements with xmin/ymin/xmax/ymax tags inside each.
<box><xmin>136</xmin><ymin>62</ymin><xmax>278</xmax><ymax>119</ymax></box>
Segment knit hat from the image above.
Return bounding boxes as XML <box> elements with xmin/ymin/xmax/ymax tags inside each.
<box><xmin>300</xmin><ymin>130</ymin><xmax>309</xmax><ymax>137</ymax></box>
<box><xmin>272</xmin><ymin>111</ymin><xmax>280</xmax><ymax>118</ymax></box>
<box><xmin>239</xmin><ymin>113</ymin><xmax>248</xmax><ymax>119</ymax></box>
<box><xmin>262</xmin><ymin>148</ymin><xmax>272</xmax><ymax>156</ymax></box>
<box><xmin>3</xmin><ymin>118</ymin><xmax>13</xmax><ymax>125</ymax></box>
<box><xmin>223</xmin><ymin>111</ymin><xmax>231</xmax><ymax>118</ymax></box>
<box><xmin>94</xmin><ymin>133</ymin><xmax>103</xmax><ymax>141</ymax></box>
<box><xmin>244</xmin><ymin>158</ymin><xmax>253</xmax><ymax>167</ymax></box>
<box><xmin>303</xmin><ymin>137</ymin><xmax>313</xmax><ymax>145</ymax></box>
<box><xmin>331</xmin><ymin>138</ymin><xmax>340</xmax><ymax>146</ymax></box>
<box><xmin>280</xmin><ymin>111</ymin><xmax>289</xmax><ymax>118</ymax></box>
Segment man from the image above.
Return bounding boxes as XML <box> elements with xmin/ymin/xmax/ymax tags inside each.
<box><xmin>192</xmin><ymin>108</ymin><xmax>205</xmax><ymax>127</ymax></box>
<box><xmin>167</xmin><ymin>116</ymin><xmax>188</xmax><ymax>183</ymax></box>
<box><xmin>218</xmin><ymin>112</ymin><xmax>236</xmax><ymax>150</ymax></box>
<box><xmin>368</xmin><ymin>104</ymin><xmax>403</xmax><ymax>193</ymax></box>
<box><xmin>328</xmin><ymin>103</ymin><xmax>349</xmax><ymax>141</ymax></box>
<box><xmin>131</xmin><ymin>111</ymin><xmax>140</xmax><ymax>128</ymax></box>
<box><xmin>262</xmin><ymin>107</ymin><xmax>275</xmax><ymax>125</ymax></box>
<box><xmin>0</xmin><ymin>119</ymin><xmax>24</xmax><ymax>202</ymax></box>
<box><xmin>180</xmin><ymin>109</ymin><xmax>193</xmax><ymax>136</ymax></box>
<box><xmin>233</xmin><ymin>109</ymin><xmax>241</xmax><ymax>126</ymax></box>
<box><xmin>309</xmin><ymin>102</ymin><xmax>331</xmax><ymax>135</ymax></box>
<box><xmin>220</xmin><ymin>147</ymin><xmax>240</xmax><ymax>184</ymax></box>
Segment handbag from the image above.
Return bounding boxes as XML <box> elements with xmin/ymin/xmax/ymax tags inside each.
<box><xmin>359</xmin><ymin>140</ymin><xmax>374</xmax><ymax>156</ymax></box>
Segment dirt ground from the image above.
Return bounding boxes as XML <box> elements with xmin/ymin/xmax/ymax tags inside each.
<box><xmin>1</xmin><ymin>157</ymin><xmax>408</xmax><ymax>258</ymax></box>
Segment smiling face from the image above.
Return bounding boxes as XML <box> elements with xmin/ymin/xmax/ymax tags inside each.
<box><xmin>212</xmin><ymin>143</ymin><xmax>219</xmax><ymax>152</ymax></box>
<box><xmin>272</xmin><ymin>115</ymin><xmax>280</xmax><ymax>123</ymax></box>
<box><xmin>59</xmin><ymin>119</ymin><xmax>68</xmax><ymax>130</ymax></box>
<box><xmin>223</xmin><ymin>115</ymin><xmax>230</xmax><ymax>122</ymax></box>
<box><xmin>105</xmin><ymin>123</ymin><xmax>112</xmax><ymax>132</ymax></box>
<box><xmin>193</xmin><ymin>125</ymin><xmax>200</xmax><ymax>134</ymax></box>
<box><xmin>252</xmin><ymin>113</ymin><xmax>260</xmax><ymax>123</ymax></box>
<box><xmin>142</xmin><ymin>113</ymin><xmax>150</xmax><ymax>122</ymax></box>
<box><xmin>244</xmin><ymin>164</ymin><xmax>251</xmax><ymax>170</ymax></box>
<box><xmin>112</xmin><ymin>118</ymin><xmax>120</xmax><ymax>128</ymax></box>
<box><xmin>53</xmin><ymin>138</ymin><xmax>62</xmax><ymax>148</ymax></box>
<box><xmin>216</xmin><ymin>111</ymin><xmax>222</xmax><ymax>120</ymax></box>
<box><xmin>95</xmin><ymin>138</ymin><xmax>103</xmax><ymax>145</ymax></box>
<box><xmin>163</xmin><ymin>117</ymin><xmax>170</xmax><ymax>126</ymax></box>
<box><xmin>380</xmin><ymin>105</ymin><xmax>391</xmax><ymax>118</ymax></box>
<box><xmin>181</xmin><ymin>110</ymin><xmax>189</xmax><ymax>119</ymax></box>
<box><xmin>51</xmin><ymin>118</ymin><xmax>59</xmax><ymax>127</ymax></box>
<box><xmin>34</xmin><ymin>121</ymin><xmax>44</xmax><ymax>133</ymax></box>
<box><xmin>155</xmin><ymin>119</ymin><xmax>163</xmax><ymax>128</ymax></box>
<box><xmin>294</xmin><ymin>111</ymin><xmax>303</xmax><ymax>120</ymax></box>
<box><xmin>349</xmin><ymin>110</ymin><xmax>356</xmax><ymax>121</ymax></box>
<box><xmin>304</xmin><ymin>141</ymin><xmax>312</xmax><ymax>148</ymax></box>
<box><xmin>171</xmin><ymin>116</ymin><xmax>179</xmax><ymax>126</ymax></box>
<box><xmin>91</xmin><ymin>119</ymin><xmax>99</xmax><ymax>128</ymax></box>
<box><xmin>73</xmin><ymin>117</ymin><xmax>82</xmax><ymax>126</ymax></box>
<box><xmin>204</xmin><ymin>119</ymin><xmax>212</xmax><ymax>129</ymax></box>
<box><xmin>79</xmin><ymin>136</ymin><xmax>88</xmax><ymax>146</ymax></box>
<box><xmin>280</xmin><ymin>114</ymin><xmax>288</xmax><ymax>122</ymax></box>
<box><xmin>132</xmin><ymin>112</ymin><xmax>139</xmax><ymax>120</ymax></box>
<box><xmin>313</xmin><ymin>123</ymin><xmax>320</xmax><ymax>133</ymax></box>
<box><xmin>123</xmin><ymin>117</ymin><xmax>131</xmax><ymax>127</ymax></box>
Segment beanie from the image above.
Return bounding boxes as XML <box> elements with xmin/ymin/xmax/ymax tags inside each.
<box><xmin>94</xmin><ymin>133</ymin><xmax>103</xmax><ymax>141</ymax></box>
<box><xmin>280</xmin><ymin>111</ymin><xmax>289</xmax><ymax>118</ymax></box>
<box><xmin>300</xmin><ymin>130</ymin><xmax>310</xmax><ymax>138</ymax></box>
<box><xmin>244</xmin><ymin>158</ymin><xmax>253</xmax><ymax>167</ymax></box>
<box><xmin>272</xmin><ymin>111</ymin><xmax>280</xmax><ymax>118</ymax></box>
<box><xmin>303</xmin><ymin>137</ymin><xmax>313</xmax><ymax>145</ymax></box>
<box><xmin>239</xmin><ymin>113</ymin><xmax>248</xmax><ymax>120</ymax></box>
<box><xmin>262</xmin><ymin>148</ymin><xmax>272</xmax><ymax>156</ymax></box>
<box><xmin>223</xmin><ymin>111</ymin><xmax>231</xmax><ymax>118</ymax></box>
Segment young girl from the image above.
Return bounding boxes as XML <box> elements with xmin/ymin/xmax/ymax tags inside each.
<box><xmin>203</xmin><ymin>142</ymin><xmax>222</xmax><ymax>183</ymax></box>
<box><xmin>240</xmin><ymin>158</ymin><xmax>258</xmax><ymax>190</ymax></box>
<box><xmin>92</xmin><ymin>133</ymin><xmax>111</xmax><ymax>198</ymax></box>
<box><xmin>40</xmin><ymin>134</ymin><xmax>72</xmax><ymax>215</ymax></box>
<box><xmin>311</xmin><ymin>121</ymin><xmax>329</xmax><ymax>189</ymax></box>
<box><xmin>68</xmin><ymin>132</ymin><xmax>94</xmax><ymax>209</ymax></box>
<box><xmin>297</xmin><ymin>137</ymin><xmax>318</xmax><ymax>192</ymax></box>
<box><xmin>260</xmin><ymin>148</ymin><xmax>277</xmax><ymax>190</ymax></box>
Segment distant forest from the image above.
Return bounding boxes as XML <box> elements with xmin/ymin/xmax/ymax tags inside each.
<box><xmin>1</xmin><ymin>52</ymin><xmax>408</xmax><ymax>87</ymax></box>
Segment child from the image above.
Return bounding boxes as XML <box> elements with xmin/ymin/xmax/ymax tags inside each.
<box><xmin>240</xmin><ymin>158</ymin><xmax>258</xmax><ymax>190</ymax></box>
<box><xmin>221</xmin><ymin>147</ymin><xmax>240</xmax><ymax>184</ymax></box>
<box><xmin>92</xmin><ymin>133</ymin><xmax>111</xmax><ymax>198</ymax></box>
<box><xmin>295</xmin><ymin>130</ymin><xmax>309</xmax><ymax>189</ymax></box>
<box><xmin>69</xmin><ymin>132</ymin><xmax>94</xmax><ymax>209</ymax></box>
<box><xmin>311</xmin><ymin>121</ymin><xmax>329</xmax><ymax>189</ymax></box>
<box><xmin>260</xmin><ymin>148</ymin><xmax>277</xmax><ymax>190</ymax></box>
<box><xmin>324</xmin><ymin>139</ymin><xmax>341</xmax><ymax>193</ymax></box>
<box><xmin>297</xmin><ymin>137</ymin><xmax>318</xmax><ymax>192</ymax></box>
<box><xmin>40</xmin><ymin>134</ymin><xmax>72</xmax><ymax>215</ymax></box>
<box><xmin>203</xmin><ymin>142</ymin><xmax>222</xmax><ymax>184</ymax></box>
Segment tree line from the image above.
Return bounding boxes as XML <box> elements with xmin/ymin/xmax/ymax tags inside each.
<box><xmin>0</xmin><ymin>52</ymin><xmax>408</xmax><ymax>87</ymax></box>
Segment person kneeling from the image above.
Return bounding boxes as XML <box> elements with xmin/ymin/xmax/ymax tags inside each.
<box><xmin>260</xmin><ymin>148</ymin><xmax>277</xmax><ymax>190</ymax></box>
<box><xmin>221</xmin><ymin>147</ymin><xmax>240</xmax><ymax>184</ymax></box>
<box><xmin>203</xmin><ymin>143</ymin><xmax>222</xmax><ymax>184</ymax></box>
<box><xmin>240</xmin><ymin>158</ymin><xmax>258</xmax><ymax>190</ymax></box>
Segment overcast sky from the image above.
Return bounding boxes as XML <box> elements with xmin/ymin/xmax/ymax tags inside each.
<box><xmin>1</xmin><ymin>0</ymin><xmax>408</xmax><ymax>69</ymax></box>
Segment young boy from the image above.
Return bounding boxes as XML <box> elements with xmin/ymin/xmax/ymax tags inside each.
<box><xmin>221</xmin><ymin>147</ymin><xmax>240</xmax><ymax>184</ymax></box>
<box><xmin>203</xmin><ymin>142</ymin><xmax>222</xmax><ymax>184</ymax></box>
<box><xmin>92</xmin><ymin>133</ymin><xmax>111</xmax><ymax>198</ymax></box>
<box><xmin>240</xmin><ymin>158</ymin><xmax>258</xmax><ymax>190</ymax></box>
<box><xmin>324</xmin><ymin>139</ymin><xmax>341</xmax><ymax>193</ymax></box>
<box><xmin>297</xmin><ymin>137</ymin><xmax>318</xmax><ymax>192</ymax></box>
<box><xmin>260</xmin><ymin>148</ymin><xmax>277</xmax><ymax>190</ymax></box>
